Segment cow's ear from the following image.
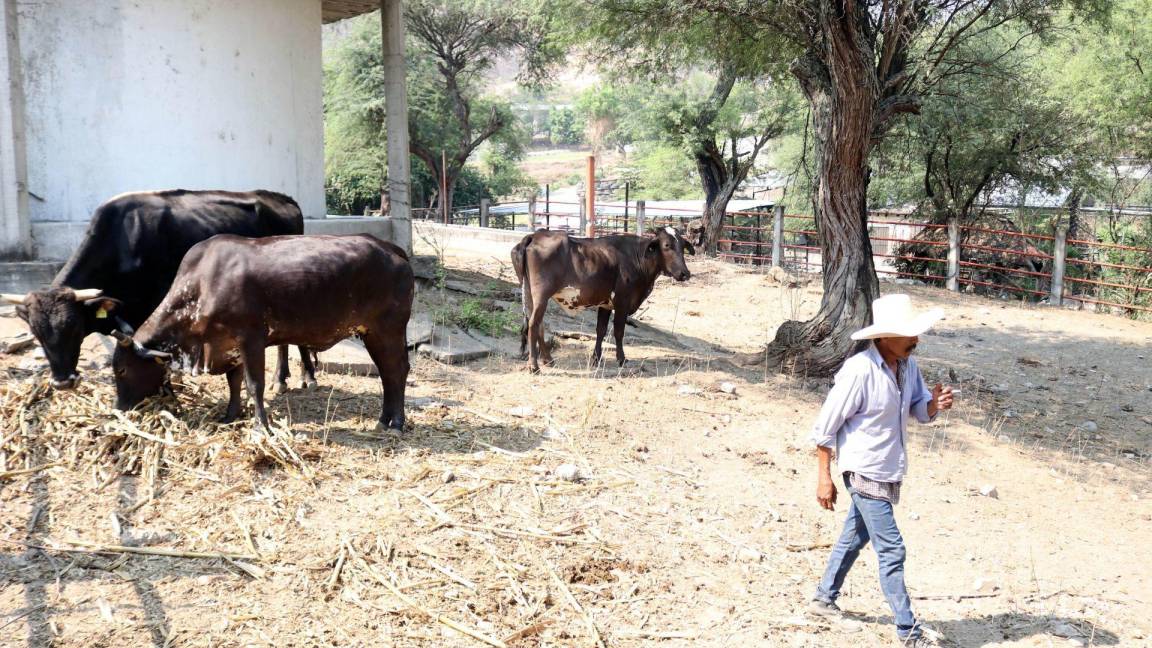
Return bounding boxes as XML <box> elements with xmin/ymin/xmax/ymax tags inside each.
<box><xmin>84</xmin><ymin>297</ymin><xmax>123</xmax><ymax>320</ymax></box>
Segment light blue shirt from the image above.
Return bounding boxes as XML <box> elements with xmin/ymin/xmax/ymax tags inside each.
<box><xmin>810</xmin><ymin>343</ymin><xmax>936</xmax><ymax>482</ymax></box>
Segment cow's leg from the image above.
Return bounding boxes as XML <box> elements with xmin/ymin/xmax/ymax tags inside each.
<box><xmin>363</xmin><ymin>329</ymin><xmax>409</xmax><ymax>431</ymax></box>
<box><xmin>242</xmin><ymin>338</ymin><xmax>270</xmax><ymax>431</ymax></box>
<box><xmin>591</xmin><ymin>307</ymin><xmax>611</xmax><ymax>367</ymax></box>
<box><xmin>519</xmin><ymin>281</ymin><xmax>534</xmax><ymax>360</ymax></box>
<box><xmin>526</xmin><ymin>298</ymin><xmax>549</xmax><ymax>373</ymax></box>
<box><xmin>298</xmin><ymin>346</ymin><xmax>318</xmax><ymax>389</ymax></box>
<box><xmin>274</xmin><ymin>345</ymin><xmax>291</xmax><ymax>395</ymax></box>
<box><xmin>612</xmin><ymin>310</ymin><xmax>628</xmax><ymax>367</ymax></box>
<box><xmin>222</xmin><ymin>366</ymin><xmax>244</xmax><ymax>423</ymax></box>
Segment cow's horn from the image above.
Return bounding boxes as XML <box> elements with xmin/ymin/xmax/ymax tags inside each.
<box><xmin>0</xmin><ymin>293</ymin><xmax>26</xmax><ymax>304</ymax></box>
<box><xmin>111</xmin><ymin>330</ymin><xmax>134</xmax><ymax>347</ymax></box>
<box><xmin>72</xmin><ymin>288</ymin><xmax>103</xmax><ymax>301</ymax></box>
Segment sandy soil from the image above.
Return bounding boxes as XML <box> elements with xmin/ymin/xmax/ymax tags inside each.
<box><xmin>0</xmin><ymin>236</ymin><xmax>1148</xmax><ymax>648</ymax></box>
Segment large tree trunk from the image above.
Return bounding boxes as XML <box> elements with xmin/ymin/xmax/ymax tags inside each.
<box><xmin>760</xmin><ymin>6</ymin><xmax>880</xmax><ymax>376</ymax></box>
<box><xmin>695</xmin><ymin>150</ymin><xmax>738</xmax><ymax>257</ymax></box>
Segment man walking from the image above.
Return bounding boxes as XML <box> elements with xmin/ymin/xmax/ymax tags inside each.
<box><xmin>807</xmin><ymin>294</ymin><xmax>954</xmax><ymax>646</ymax></box>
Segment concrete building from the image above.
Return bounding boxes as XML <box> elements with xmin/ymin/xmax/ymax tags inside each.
<box><xmin>0</xmin><ymin>0</ymin><xmax>408</xmax><ymax>273</ymax></box>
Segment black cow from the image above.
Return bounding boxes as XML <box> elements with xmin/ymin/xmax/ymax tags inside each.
<box><xmin>1</xmin><ymin>189</ymin><xmax>316</xmax><ymax>391</ymax></box>
<box><xmin>511</xmin><ymin>227</ymin><xmax>694</xmax><ymax>373</ymax></box>
<box><xmin>113</xmin><ymin>234</ymin><xmax>414</xmax><ymax>432</ymax></box>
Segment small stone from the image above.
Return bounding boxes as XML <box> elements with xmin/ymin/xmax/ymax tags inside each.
<box><xmin>442</xmin><ymin>470</ymin><xmax>456</xmax><ymax>484</ymax></box>
<box><xmin>719</xmin><ymin>382</ymin><xmax>737</xmax><ymax>395</ymax></box>
<box><xmin>507</xmin><ymin>406</ymin><xmax>535</xmax><ymax>418</ymax></box>
<box><xmin>553</xmin><ymin>463</ymin><xmax>582</xmax><ymax>482</ymax></box>
<box><xmin>735</xmin><ymin>547</ymin><xmax>763</xmax><ymax>563</ymax></box>
<box><xmin>979</xmin><ymin>485</ymin><xmax>998</xmax><ymax>499</ymax></box>
<box><xmin>1002</xmin><ymin>409</ymin><xmax>1017</xmax><ymax>419</ymax></box>
<box><xmin>1081</xmin><ymin>421</ymin><xmax>1098</xmax><ymax>433</ymax></box>
<box><xmin>1022</xmin><ymin>382</ymin><xmax>1035</xmax><ymax>390</ymax></box>
<box><xmin>908</xmin><ymin>512</ymin><xmax>920</xmax><ymax>521</ymax></box>
<box><xmin>1051</xmin><ymin>621</ymin><xmax>1083</xmax><ymax>639</ymax></box>
<box><xmin>837</xmin><ymin>619</ymin><xmax>863</xmax><ymax>633</ymax></box>
<box><xmin>973</xmin><ymin>578</ymin><xmax>998</xmax><ymax>594</ymax></box>
<box><xmin>1120</xmin><ymin>404</ymin><xmax>1134</xmax><ymax>412</ymax></box>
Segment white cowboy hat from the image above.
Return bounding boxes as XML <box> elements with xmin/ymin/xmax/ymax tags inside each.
<box><xmin>850</xmin><ymin>294</ymin><xmax>944</xmax><ymax>340</ymax></box>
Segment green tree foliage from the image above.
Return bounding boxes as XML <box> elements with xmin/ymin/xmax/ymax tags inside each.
<box><xmin>561</xmin><ymin>3</ymin><xmax>795</xmax><ymax>255</ymax></box>
<box><xmin>406</xmin><ymin>0</ymin><xmax>561</xmax><ymax>214</ymax></box>
<box><xmin>324</xmin><ymin>5</ymin><xmax>558</xmax><ymax>214</ymax></box>
<box><xmin>324</xmin><ymin>20</ymin><xmax>388</xmax><ymax>215</ymax></box>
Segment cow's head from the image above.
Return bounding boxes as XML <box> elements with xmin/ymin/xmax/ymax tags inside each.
<box><xmin>685</xmin><ymin>219</ymin><xmax>706</xmax><ymax>249</ymax></box>
<box><xmin>2</xmin><ymin>288</ymin><xmax>124</xmax><ymax>389</ymax></box>
<box><xmin>646</xmin><ymin>226</ymin><xmax>694</xmax><ymax>282</ymax></box>
<box><xmin>110</xmin><ymin>330</ymin><xmax>172</xmax><ymax>411</ymax></box>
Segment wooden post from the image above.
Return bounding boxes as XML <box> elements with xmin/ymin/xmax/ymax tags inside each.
<box><xmin>528</xmin><ymin>195</ymin><xmax>537</xmax><ymax>230</ymax></box>
<box><xmin>1051</xmin><ymin>224</ymin><xmax>1067</xmax><ymax>306</ymax></box>
<box><xmin>585</xmin><ymin>155</ymin><xmax>596</xmax><ymax>237</ymax></box>
<box><xmin>479</xmin><ymin>198</ymin><xmax>490</xmax><ymax>228</ymax></box>
<box><xmin>770</xmin><ymin>205</ymin><xmax>784</xmax><ymax>268</ymax></box>
<box><xmin>578</xmin><ymin>194</ymin><xmax>586</xmax><ymax>235</ymax></box>
<box><xmin>440</xmin><ymin>150</ymin><xmax>448</xmax><ymax>224</ymax></box>
<box><xmin>635</xmin><ymin>200</ymin><xmax>646</xmax><ymax>234</ymax></box>
<box><xmin>545</xmin><ymin>184</ymin><xmax>550</xmax><ymax>230</ymax></box>
<box><xmin>946</xmin><ymin>216</ymin><xmax>960</xmax><ymax>292</ymax></box>
<box><xmin>380</xmin><ymin>0</ymin><xmax>411</xmax><ymax>253</ymax></box>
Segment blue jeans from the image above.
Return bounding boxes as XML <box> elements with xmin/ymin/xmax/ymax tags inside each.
<box><xmin>814</xmin><ymin>475</ymin><xmax>919</xmax><ymax>640</ymax></box>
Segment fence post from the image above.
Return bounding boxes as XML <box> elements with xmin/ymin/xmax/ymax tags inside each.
<box><xmin>528</xmin><ymin>195</ymin><xmax>537</xmax><ymax>230</ymax></box>
<box><xmin>946</xmin><ymin>216</ymin><xmax>960</xmax><ymax>292</ymax></box>
<box><xmin>479</xmin><ymin>198</ymin><xmax>490</xmax><ymax>229</ymax></box>
<box><xmin>578</xmin><ymin>195</ymin><xmax>587</xmax><ymax>235</ymax></box>
<box><xmin>635</xmin><ymin>201</ymin><xmax>646</xmax><ymax>234</ymax></box>
<box><xmin>1051</xmin><ymin>224</ymin><xmax>1067</xmax><ymax>306</ymax></box>
<box><xmin>770</xmin><ymin>205</ymin><xmax>784</xmax><ymax>268</ymax></box>
<box><xmin>623</xmin><ymin>182</ymin><xmax>630</xmax><ymax>233</ymax></box>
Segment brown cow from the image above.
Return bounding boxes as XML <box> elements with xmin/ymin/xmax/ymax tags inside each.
<box><xmin>511</xmin><ymin>227</ymin><xmax>694</xmax><ymax>372</ymax></box>
<box><xmin>112</xmin><ymin>234</ymin><xmax>413</xmax><ymax>432</ymax></box>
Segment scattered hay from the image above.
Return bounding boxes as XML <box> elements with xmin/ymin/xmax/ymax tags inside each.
<box><xmin>0</xmin><ymin>375</ymin><xmax>315</xmax><ymax>492</ymax></box>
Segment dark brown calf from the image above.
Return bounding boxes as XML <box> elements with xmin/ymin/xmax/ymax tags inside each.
<box><xmin>511</xmin><ymin>227</ymin><xmax>694</xmax><ymax>372</ymax></box>
<box><xmin>112</xmin><ymin>234</ymin><xmax>413</xmax><ymax>432</ymax></box>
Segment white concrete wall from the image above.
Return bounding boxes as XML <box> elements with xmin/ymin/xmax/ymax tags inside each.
<box><xmin>17</xmin><ymin>0</ymin><xmax>325</xmax><ymax>229</ymax></box>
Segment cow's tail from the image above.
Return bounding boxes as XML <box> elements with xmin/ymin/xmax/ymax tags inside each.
<box><xmin>512</xmin><ymin>235</ymin><xmax>532</xmax><ymax>358</ymax></box>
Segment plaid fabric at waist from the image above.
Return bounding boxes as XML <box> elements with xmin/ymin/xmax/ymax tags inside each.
<box><xmin>845</xmin><ymin>471</ymin><xmax>902</xmax><ymax>505</ymax></box>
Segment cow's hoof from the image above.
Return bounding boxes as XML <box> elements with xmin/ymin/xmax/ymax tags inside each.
<box><xmin>301</xmin><ymin>379</ymin><xmax>318</xmax><ymax>391</ymax></box>
<box><xmin>527</xmin><ymin>365</ymin><xmax>540</xmax><ymax>374</ymax></box>
<box><xmin>274</xmin><ymin>382</ymin><xmax>290</xmax><ymax>396</ymax></box>
<box><xmin>373</xmin><ymin>421</ymin><xmax>403</xmax><ymax>434</ymax></box>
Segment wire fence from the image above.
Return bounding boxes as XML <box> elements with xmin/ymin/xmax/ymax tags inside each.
<box><xmin>414</xmin><ymin>197</ymin><xmax>1152</xmax><ymax>318</ymax></box>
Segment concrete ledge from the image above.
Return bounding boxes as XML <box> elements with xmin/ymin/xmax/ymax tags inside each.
<box><xmin>29</xmin><ymin>217</ymin><xmax>395</xmax><ymax>262</ymax></box>
<box><xmin>31</xmin><ymin>221</ymin><xmax>89</xmax><ymax>261</ymax></box>
<box><xmin>413</xmin><ymin>220</ymin><xmax>529</xmax><ymax>245</ymax></box>
<box><xmin>0</xmin><ymin>261</ymin><xmax>63</xmax><ymax>292</ymax></box>
<box><xmin>306</xmin><ymin>215</ymin><xmax>392</xmax><ymax>239</ymax></box>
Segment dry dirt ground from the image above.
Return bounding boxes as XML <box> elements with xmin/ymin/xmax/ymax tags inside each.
<box><xmin>0</xmin><ymin>235</ymin><xmax>1149</xmax><ymax>648</ymax></box>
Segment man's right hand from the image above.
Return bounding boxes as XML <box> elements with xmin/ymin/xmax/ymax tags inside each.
<box><xmin>817</xmin><ymin>476</ymin><xmax>837</xmax><ymax>511</ymax></box>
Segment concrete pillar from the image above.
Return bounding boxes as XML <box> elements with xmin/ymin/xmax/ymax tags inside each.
<box><xmin>946</xmin><ymin>216</ymin><xmax>960</xmax><ymax>292</ymax></box>
<box><xmin>578</xmin><ymin>194</ymin><xmax>586</xmax><ymax>235</ymax></box>
<box><xmin>0</xmin><ymin>0</ymin><xmax>30</xmax><ymax>259</ymax></box>
<box><xmin>1051</xmin><ymin>225</ymin><xmax>1067</xmax><ymax>306</ymax></box>
<box><xmin>381</xmin><ymin>0</ymin><xmax>412</xmax><ymax>254</ymax></box>
<box><xmin>479</xmin><ymin>198</ymin><xmax>490</xmax><ymax>228</ymax></box>
<box><xmin>635</xmin><ymin>200</ymin><xmax>646</xmax><ymax>234</ymax></box>
<box><xmin>770</xmin><ymin>205</ymin><xmax>784</xmax><ymax>268</ymax></box>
